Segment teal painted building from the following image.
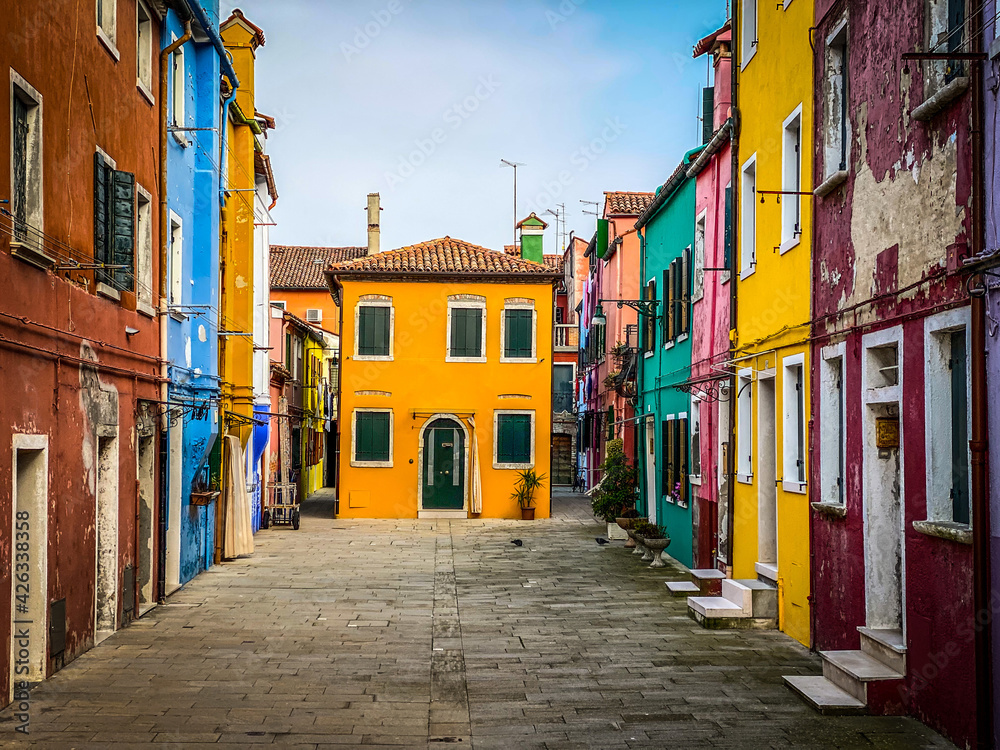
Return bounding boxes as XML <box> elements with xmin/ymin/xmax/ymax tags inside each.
<box><xmin>635</xmin><ymin>147</ymin><xmax>701</xmax><ymax>567</ymax></box>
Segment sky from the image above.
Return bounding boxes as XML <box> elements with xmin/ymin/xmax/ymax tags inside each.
<box><xmin>222</xmin><ymin>0</ymin><xmax>730</xmax><ymax>254</ymax></box>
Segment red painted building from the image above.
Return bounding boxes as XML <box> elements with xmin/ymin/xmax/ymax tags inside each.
<box><xmin>801</xmin><ymin>1</ymin><xmax>977</xmax><ymax>743</ymax></box>
<box><xmin>0</xmin><ymin>0</ymin><xmax>163</xmax><ymax>704</ymax></box>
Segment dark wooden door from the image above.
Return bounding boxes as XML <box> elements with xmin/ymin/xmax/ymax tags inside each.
<box><xmin>552</xmin><ymin>434</ymin><xmax>573</xmax><ymax>485</ymax></box>
<box><xmin>422</xmin><ymin>420</ymin><xmax>464</xmax><ymax>510</ymax></box>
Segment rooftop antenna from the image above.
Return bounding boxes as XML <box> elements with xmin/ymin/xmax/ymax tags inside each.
<box><xmin>545</xmin><ymin>203</ymin><xmax>566</xmax><ymax>253</ymax></box>
<box><xmin>500</xmin><ymin>159</ymin><xmax>524</xmax><ymax>250</ymax></box>
<box><xmin>580</xmin><ymin>199</ymin><xmax>600</xmax><ymax>217</ymax></box>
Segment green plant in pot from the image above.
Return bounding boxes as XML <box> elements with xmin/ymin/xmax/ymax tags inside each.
<box><xmin>633</xmin><ymin>521</ymin><xmax>671</xmax><ymax>568</ymax></box>
<box><xmin>591</xmin><ymin>438</ymin><xmax>637</xmax><ymax>521</ymax></box>
<box><xmin>512</xmin><ymin>469</ymin><xmax>546</xmax><ymax>520</ymax></box>
<box><xmin>616</xmin><ymin>506</ymin><xmax>640</xmax><ymax>549</ymax></box>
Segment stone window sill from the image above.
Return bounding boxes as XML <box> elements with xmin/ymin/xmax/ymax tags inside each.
<box><xmin>96</xmin><ymin>27</ymin><xmax>120</xmax><ymax>62</ymax></box>
<box><xmin>811</xmin><ymin>501</ymin><xmax>847</xmax><ymax>519</ymax></box>
<box><xmin>815</xmin><ymin>170</ymin><xmax>848</xmax><ymax>198</ymax></box>
<box><xmin>911</xmin><ymin>77</ymin><xmax>970</xmax><ymax>122</ymax></box>
<box><xmin>9</xmin><ymin>241</ymin><xmax>56</xmax><ymax>270</ymax></box>
<box><xmin>96</xmin><ymin>282</ymin><xmax>121</xmax><ymax>302</ymax></box>
<box><xmin>913</xmin><ymin>519</ymin><xmax>972</xmax><ymax>545</ymax></box>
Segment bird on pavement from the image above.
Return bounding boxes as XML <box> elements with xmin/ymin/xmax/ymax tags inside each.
<box><xmin>510</xmin><ymin>539</ymin><xmax>523</xmax><ymax>547</ymax></box>
<box><xmin>595</xmin><ymin>538</ymin><xmax>610</xmax><ymax>545</ymax></box>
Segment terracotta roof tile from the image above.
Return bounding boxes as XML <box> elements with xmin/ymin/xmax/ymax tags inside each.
<box><xmin>604</xmin><ymin>191</ymin><xmax>656</xmax><ymax>216</ymax></box>
<box><xmin>328</xmin><ymin>237</ymin><xmax>560</xmax><ymax>277</ymax></box>
<box><xmin>270</xmin><ymin>245</ymin><xmax>367</xmax><ymax>288</ymax></box>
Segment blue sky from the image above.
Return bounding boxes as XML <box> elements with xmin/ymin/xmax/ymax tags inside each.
<box><xmin>223</xmin><ymin>0</ymin><xmax>730</xmax><ymax>254</ymax></box>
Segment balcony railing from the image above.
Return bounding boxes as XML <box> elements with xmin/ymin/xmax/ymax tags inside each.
<box><xmin>554</xmin><ymin>324</ymin><xmax>579</xmax><ymax>351</ymax></box>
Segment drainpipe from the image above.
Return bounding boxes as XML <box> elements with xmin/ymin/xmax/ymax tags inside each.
<box><xmin>637</xmin><ymin>227</ymin><xmax>646</xmax><ymax>518</ymax></box>
<box><xmin>969</xmin><ymin>5</ymin><xmax>993</xmax><ymax>747</ymax></box>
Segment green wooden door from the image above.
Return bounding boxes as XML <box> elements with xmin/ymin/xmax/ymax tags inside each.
<box><xmin>422</xmin><ymin>419</ymin><xmax>465</xmax><ymax>510</ymax></box>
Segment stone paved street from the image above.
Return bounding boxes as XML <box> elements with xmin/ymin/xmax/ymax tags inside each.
<box><xmin>0</xmin><ymin>489</ymin><xmax>953</xmax><ymax>749</ymax></box>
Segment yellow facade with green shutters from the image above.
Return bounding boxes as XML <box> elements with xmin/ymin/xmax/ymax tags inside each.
<box><xmin>732</xmin><ymin>0</ymin><xmax>814</xmax><ymax>646</ymax></box>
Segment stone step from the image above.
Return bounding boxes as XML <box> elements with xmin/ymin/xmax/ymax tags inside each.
<box><xmin>858</xmin><ymin>627</ymin><xmax>906</xmax><ymax>674</ymax></box>
<box><xmin>665</xmin><ymin>580</ymin><xmax>699</xmax><ymax>596</ymax></box>
<box><xmin>783</xmin><ymin>675</ymin><xmax>867</xmax><ymax>716</ymax></box>
<box><xmin>688</xmin><ymin>596</ymin><xmax>748</xmax><ymax>619</ymax></box>
<box><xmin>821</xmin><ymin>650</ymin><xmax>905</xmax><ymax>704</ymax></box>
<box><xmin>719</xmin><ymin>578</ymin><xmax>778</xmax><ymax>618</ymax></box>
<box><xmin>720</xmin><ymin>579</ymin><xmax>752</xmax><ymax>614</ymax></box>
<box><xmin>754</xmin><ymin>561</ymin><xmax>778</xmax><ymax>584</ymax></box>
<box><xmin>689</xmin><ymin>568</ymin><xmax>726</xmax><ymax>596</ymax></box>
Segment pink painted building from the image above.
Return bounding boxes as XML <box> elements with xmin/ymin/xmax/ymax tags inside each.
<box><xmin>686</xmin><ymin>22</ymin><xmax>733</xmax><ymax>571</ymax></box>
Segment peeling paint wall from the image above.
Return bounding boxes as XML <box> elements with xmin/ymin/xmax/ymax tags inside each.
<box><xmin>810</xmin><ymin>2</ymin><xmax>974</xmax><ymax>745</ymax></box>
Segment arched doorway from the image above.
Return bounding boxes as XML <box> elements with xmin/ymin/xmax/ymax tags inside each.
<box><xmin>420</xmin><ymin>417</ymin><xmax>466</xmax><ymax>511</ymax></box>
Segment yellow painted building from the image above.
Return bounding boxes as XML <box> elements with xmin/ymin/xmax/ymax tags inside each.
<box><xmin>327</xmin><ymin>238</ymin><xmax>560</xmax><ymax>519</ymax></box>
<box><xmin>732</xmin><ymin>0</ymin><xmax>813</xmax><ymax>646</ymax></box>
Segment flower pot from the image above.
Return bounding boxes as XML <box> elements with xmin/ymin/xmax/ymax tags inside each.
<box><xmin>520</xmin><ymin>507</ymin><xmax>535</xmax><ymax>521</ymax></box>
<box><xmin>636</xmin><ymin>536</ymin><xmax>655</xmax><ymax>562</ymax></box>
<box><xmin>607</xmin><ymin>521</ymin><xmax>628</xmax><ymax>541</ymax></box>
<box><xmin>616</xmin><ymin>518</ymin><xmax>636</xmax><ymax>548</ymax></box>
<box><xmin>641</xmin><ymin>536</ymin><xmax>671</xmax><ymax>568</ymax></box>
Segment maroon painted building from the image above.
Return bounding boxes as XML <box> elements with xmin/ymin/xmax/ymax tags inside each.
<box><xmin>803</xmin><ymin>0</ymin><xmax>977</xmax><ymax>744</ymax></box>
<box><xmin>0</xmin><ymin>0</ymin><xmax>163</xmax><ymax>704</ymax></box>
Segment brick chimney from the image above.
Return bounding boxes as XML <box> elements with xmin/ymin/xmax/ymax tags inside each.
<box><xmin>367</xmin><ymin>193</ymin><xmax>380</xmax><ymax>255</ymax></box>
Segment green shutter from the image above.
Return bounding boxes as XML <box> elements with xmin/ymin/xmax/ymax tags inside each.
<box><xmin>111</xmin><ymin>170</ymin><xmax>136</xmax><ymax>292</ymax></box>
<box><xmin>661</xmin><ymin>420</ymin><xmax>670</xmax><ymax>498</ymax></box>
<box><xmin>504</xmin><ymin>309</ymin><xmax>533</xmax><ymax>358</ymax></box>
<box><xmin>359</xmin><ymin>306</ymin><xmax>390</xmax><ymax>356</ymax></box>
<box><xmin>451</xmin><ymin>308</ymin><xmax>483</xmax><ymax>358</ymax></box>
<box><xmin>356</xmin><ymin>411</ymin><xmax>390</xmax><ymax>462</ymax></box>
<box><xmin>724</xmin><ymin>185</ymin><xmax>733</xmax><ymax>270</ymax></box>
<box><xmin>497</xmin><ymin>414</ymin><xmax>530</xmax><ymax>464</ymax></box>
<box><xmin>680</xmin><ymin>248</ymin><xmax>690</xmax><ymax>336</ymax></box>
<box><xmin>94</xmin><ymin>153</ymin><xmax>111</xmax><ymax>285</ymax></box>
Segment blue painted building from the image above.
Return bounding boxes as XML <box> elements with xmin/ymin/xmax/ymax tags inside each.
<box><xmin>162</xmin><ymin>1</ymin><xmax>225</xmax><ymax>590</ymax></box>
<box><xmin>635</xmin><ymin>147</ymin><xmax>702</xmax><ymax>567</ymax></box>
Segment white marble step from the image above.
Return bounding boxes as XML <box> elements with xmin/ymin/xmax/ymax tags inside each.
<box><xmin>665</xmin><ymin>580</ymin><xmax>699</xmax><ymax>596</ymax></box>
<box><xmin>858</xmin><ymin>627</ymin><xmax>907</xmax><ymax>674</ymax></box>
<box><xmin>821</xmin><ymin>649</ymin><xmax>905</xmax><ymax>703</ymax></box>
<box><xmin>688</xmin><ymin>596</ymin><xmax>748</xmax><ymax>619</ymax></box>
<box><xmin>784</xmin><ymin>675</ymin><xmax>866</xmax><ymax>715</ymax></box>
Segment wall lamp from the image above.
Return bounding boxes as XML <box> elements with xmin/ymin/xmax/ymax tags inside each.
<box><xmin>592</xmin><ymin>298</ymin><xmax>660</xmax><ymax>330</ymax></box>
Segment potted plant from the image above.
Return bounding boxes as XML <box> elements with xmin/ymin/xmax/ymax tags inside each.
<box><xmin>591</xmin><ymin>439</ymin><xmax>638</xmax><ymax>538</ymax></box>
<box><xmin>512</xmin><ymin>469</ymin><xmax>546</xmax><ymax>520</ymax></box>
<box><xmin>616</xmin><ymin>507</ymin><xmax>640</xmax><ymax>549</ymax></box>
<box><xmin>633</xmin><ymin>521</ymin><xmax>671</xmax><ymax>568</ymax></box>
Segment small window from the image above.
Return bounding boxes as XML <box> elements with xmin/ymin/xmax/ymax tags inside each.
<box><xmin>741</xmin><ymin>0</ymin><xmax>758</xmax><ymax>66</ymax></box>
<box><xmin>643</xmin><ymin>278</ymin><xmax>656</xmax><ymax>353</ymax></box>
<box><xmin>450</xmin><ymin>306</ymin><xmax>485</xmax><ymax>360</ymax></box>
<box><xmin>824</xmin><ymin>21</ymin><xmax>850</xmax><ymax>178</ymax></box>
<box><xmin>95</xmin><ymin>151</ymin><xmax>136</xmax><ymax>293</ymax></box>
<box><xmin>723</xmin><ymin>182</ymin><xmax>733</xmax><ymax>278</ymax></box>
<box><xmin>740</xmin><ymin>156</ymin><xmax>757</xmax><ymax>276</ymax></box>
<box><xmin>353</xmin><ymin>410</ymin><xmax>392</xmax><ymax>466</ymax></box>
<box><xmin>495</xmin><ymin>412</ymin><xmax>533</xmax><ymax>468</ymax></box>
<box><xmin>737</xmin><ymin>370</ymin><xmax>753</xmax><ymax>480</ymax></box>
<box><xmin>553</xmin><ymin>364</ymin><xmax>574</xmax><ymax>413</ymax></box>
<box><xmin>168</xmin><ymin>213</ymin><xmax>182</xmax><ymax>305</ymax></box>
<box><xmin>136</xmin><ymin>1</ymin><xmax>153</xmax><ymax>94</ymax></box>
<box><xmin>97</xmin><ymin>0</ymin><xmax>117</xmax><ymax>48</ymax></box>
<box><xmin>690</xmin><ymin>398</ymin><xmax>702</xmax><ymax>481</ymax></box>
<box><xmin>356</xmin><ymin>302</ymin><xmax>392</xmax><ymax>359</ymax></box>
<box><xmin>171</xmin><ymin>43</ymin><xmax>185</xmax><ymax>130</ymax></box>
<box><xmin>661</xmin><ymin>416</ymin><xmax>689</xmax><ymax>506</ymax></box>
<box><xmin>693</xmin><ymin>211</ymin><xmax>707</xmax><ymax>302</ymax></box>
<box><xmin>11</xmin><ymin>76</ymin><xmax>43</xmax><ymax>250</ymax></box>
<box><xmin>820</xmin><ymin>349</ymin><xmax>846</xmax><ymax>505</ymax></box>
<box><xmin>781</xmin><ymin>107</ymin><xmax>803</xmax><ymax>248</ymax></box>
<box><xmin>502</xmin><ymin>306</ymin><xmax>534</xmax><ymax>361</ymax></box>
<box><xmin>783</xmin><ymin>356</ymin><xmax>806</xmax><ymax>489</ymax></box>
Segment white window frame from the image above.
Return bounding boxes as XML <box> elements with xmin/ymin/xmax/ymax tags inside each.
<box><xmin>923</xmin><ymin>306</ymin><xmax>972</xmax><ymax>526</ymax></box>
<box><xmin>136</xmin><ymin>0</ymin><xmax>154</xmax><ymax>103</ymax></box>
<box><xmin>493</xmin><ymin>409</ymin><xmax>535</xmax><ymax>470</ymax></box>
<box><xmin>9</xmin><ymin>71</ymin><xmax>44</xmax><ymax>259</ymax></box>
<box><xmin>823</xmin><ymin>20</ymin><xmax>850</xmax><ymax>182</ymax></box>
<box><xmin>741</xmin><ymin>0</ymin><xmax>758</xmax><ymax>68</ymax></box>
<box><xmin>689</xmin><ymin>396</ymin><xmax>702</xmax><ymax>485</ymax></box>
<box><xmin>740</xmin><ymin>154</ymin><xmax>757</xmax><ymax>279</ymax></box>
<box><xmin>135</xmin><ymin>184</ymin><xmax>153</xmax><ymax>315</ymax></box>
<box><xmin>168</xmin><ymin>211</ymin><xmax>183</xmax><ymax>306</ymax></box>
<box><xmin>447</xmin><ymin>297</ymin><xmax>488</xmax><ymax>363</ymax></box>
<box><xmin>500</xmin><ymin>299</ymin><xmax>537</xmax><ymax>363</ymax></box>
<box><xmin>354</xmin><ymin>297</ymin><xmax>394</xmax><ymax>362</ymax></box>
<box><xmin>819</xmin><ymin>342</ymin><xmax>847</xmax><ymax>507</ymax></box>
<box><xmin>737</xmin><ymin>368</ymin><xmax>754</xmax><ymax>482</ymax></box>
<box><xmin>780</xmin><ymin>105</ymin><xmax>803</xmax><ymax>252</ymax></box>
<box><xmin>552</xmin><ymin>362</ymin><xmax>576</xmax><ymax>414</ymax></box>
<box><xmin>170</xmin><ymin>40</ymin><xmax>187</xmax><ymax>145</ymax></box>
<box><xmin>693</xmin><ymin>209</ymin><xmax>707</xmax><ymax>303</ymax></box>
<box><xmin>96</xmin><ymin>0</ymin><xmax>119</xmax><ymax>60</ymax></box>
<box><xmin>781</xmin><ymin>353</ymin><xmax>807</xmax><ymax>493</ymax></box>
<box><xmin>350</xmin><ymin>408</ymin><xmax>394</xmax><ymax>468</ymax></box>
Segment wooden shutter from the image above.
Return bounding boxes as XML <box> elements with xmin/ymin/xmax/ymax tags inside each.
<box><xmin>673</xmin><ymin>259</ymin><xmax>682</xmax><ymax>337</ymax></box>
<box><xmin>505</xmin><ymin>309</ymin><xmax>532</xmax><ymax>358</ymax></box>
<box><xmin>360</xmin><ymin>306</ymin><xmax>390</xmax><ymax>356</ymax></box>
<box><xmin>12</xmin><ymin>96</ymin><xmax>28</xmax><ymax>241</ymax></box>
<box><xmin>452</xmin><ymin>308</ymin><xmax>482</xmax><ymax>358</ymax></box>
<box><xmin>645</xmin><ymin>279</ymin><xmax>656</xmax><ymax>352</ymax></box>
<box><xmin>356</xmin><ymin>412</ymin><xmax>389</xmax><ymax>462</ymax></box>
<box><xmin>111</xmin><ymin>170</ymin><xmax>136</xmax><ymax>291</ymax></box>
<box><xmin>680</xmin><ymin>248</ymin><xmax>691</xmax><ymax>336</ymax></box>
<box><xmin>702</xmin><ymin>87</ymin><xmax>715</xmax><ymax>144</ymax></box>
<box><xmin>94</xmin><ymin>153</ymin><xmax>112</xmax><ymax>285</ymax></box>
<box><xmin>667</xmin><ymin>264</ymin><xmax>676</xmax><ymax>341</ymax></box>
<box><xmin>377</xmin><ymin>306</ymin><xmax>390</xmax><ymax>355</ymax></box>
<box><xmin>661</xmin><ymin>270</ymin><xmax>670</xmax><ymax>342</ymax></box>
<box><xmin>661</xmin><ymin>420</ymin><xmax>670</xmax><ymax>498</ymax></box>
<box><xmin>665</xmin><ymin>420</ymin><xmax>675</xmax><ymax>498</ymax></box>
<box><xmin>679</xmin><ymin>418</ymin><xmax>689</xmax><ymax>504</ymax></box>
<box><xmin>497</xmin><ymin>414</ymin><xmax>530</xmax><ymax>464</ymax></box>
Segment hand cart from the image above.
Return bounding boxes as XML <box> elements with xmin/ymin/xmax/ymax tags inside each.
<box><xmin>263</xmin><ymin>482</ymin><xmax>300</xmax><ymax>530</ymax></box>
